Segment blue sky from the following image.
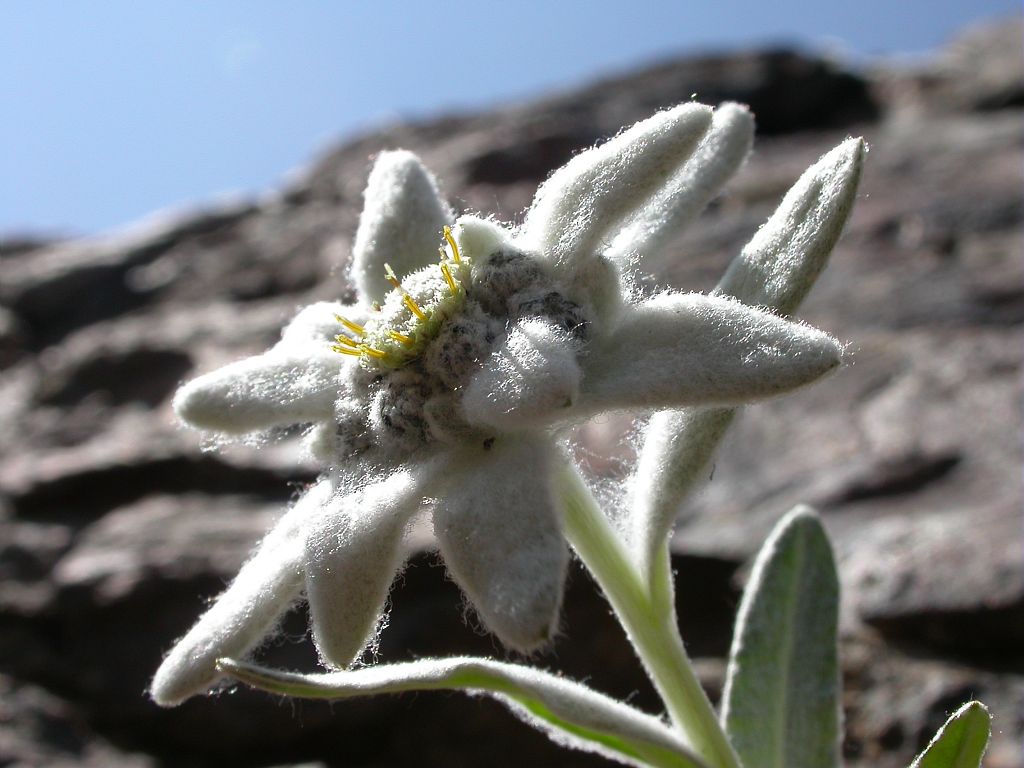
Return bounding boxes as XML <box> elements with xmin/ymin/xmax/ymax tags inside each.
<box><xmin>2</xmin><ymin>1</ymin><xmax>1018</xmax><ymax>237</ymax></box>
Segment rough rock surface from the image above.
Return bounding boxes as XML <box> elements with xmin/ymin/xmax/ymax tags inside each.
<box><xmin>1</xmin><ymin>19</ymin><xmax>1021</xmax><ymax>768</ymax></box>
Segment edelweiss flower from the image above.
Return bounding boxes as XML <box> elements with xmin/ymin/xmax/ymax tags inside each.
<box><xmin>152</xmin><ymin>103</ymin><xmax>844</xmax><ymax>707</ymax></box>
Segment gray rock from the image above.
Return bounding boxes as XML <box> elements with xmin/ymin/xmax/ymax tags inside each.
<box><xmin>849</xmin><ymin>502</ymin><xmax>1024</xmax><ymax>653</ymax></box>
<box><xmin>0</xmin><ymin>417</ymin><xmax>311</xmax><ymax>522</ymax></box>
<box><xmin>0</xmin><ymin>305</ymin><xmax>27</xmax><ymax>369</ymax></box>
<box><xmin>877</xmin><ymin>17</ymin><xmax>1024</xmax><ymax>116</ymax></box>
<box><xmin>0</xmin><ymin>674</ymin><xmax>154</xmax><ymax>767</ymax></box>
<box><xmin>841</xmin><ymin>637</ymin><xmax>1024</xmax><ymax>768</ymax></box>
<box><xmin>0</xmin><ymin>201</ymin><xmax>257</xmax><ymax>348</ymax></box>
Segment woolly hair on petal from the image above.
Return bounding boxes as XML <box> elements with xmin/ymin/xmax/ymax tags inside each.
<box><xmin>607</xmin><ymin>102</ymin><xmax>754</xmax><ymax>266</ymax></box>
<box><xmin>627</xmin><ymin>138</ymin><xmax>865</xmax><ymax>581</ymax></box>
<box><xmin>352</xmin><ymin>150</ymin><xmax>454</xmax><ymax>304</ymax></box>
<box><xmin>173</xmin><ymin>345</ymin><xmax>346</xmax><ymax>435</ymax></box>
<box><xmin>578</xmin><ymin>293</ymin><xmax>843</xmax><ymax>413</ymax></box>
<box><xmin>717</xmin><ymin>137</ymin><xmax>865</xmax><ymax>315</ymax></box>
<box><xmin>150</xmin><ymin>480</ymin><xmax>333</xmax><ymax>706</ymax></box>
<box><xmin>450</xmin><ymin>214</ymin><xmax>512</xmax><ymax>261</ymax></box>
<box><xmin>461</xmin><ymin>319</ymin><xmax>582</xmax><ymax>432</ymax></box>
<box><xmin>433</xmin><ymin>435</ymin><xmax>567</xmax><ymax>652</ymax></box>
<box><xmin>520</xmin><ymin>103</ymin><xmax>713</xmax><ymax>273</ymax></box>
<box><xmin>304</xmin><ymin>459</ymin><xmax>446</xmax><ymax>668</ymax></box>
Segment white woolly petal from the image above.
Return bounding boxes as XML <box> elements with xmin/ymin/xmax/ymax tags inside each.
<box><xmin>304</xmin><ymin>459</ymin><xmax>445</xmax><ymax>668</ymax></box>
<box><xmin>607</xmin><ymin>102</ymin><xmax>754</xmax><ymax>264</ymax></box>
<box><xmin>220</xmin><ymin>657</ymin><xmax>705</xmax><ymax>768</ymax></box>
<box><xmin>173</xmin><ymin>344</ymin><xmax>345</xmax><ymax>434</ymax></box>
<box><xmin>717</xmin><ymin>137</ymin><xmax>865</xmax><ymax>315</ymax></box>
<box><xmin>578</xmin><ymin>293</ymin><xmax>843</xmax><ymax>413</ymax></box>
<box><xmin>461</xmin><ymin>319</ymin><xmax>581</xmax><ymax>431</ymax></box>
<box><xmin>352</xmin><ymin>150</ymin><xmax>453</xmax><ymax>303</ymax></box>
<box><xmin>451</xmin><ymin>214</ymin><xmax>512</xmax><ymax>261</ymax></box>
<box><xmin>628</xmin><ymin>408</ymin><xmax>736</xmax><ymax>577</ymax></box>
<box><xmin>626</xmin><ymin>139</ymin><xmax>863</xmax><ymax>582</ymax></box>
<box><xmin>434</xmin><ymin>435</ymin><xmax>567</xmax><ymax>651</ymax></box>
<box><xmin>150</xmin><ymin>480</ymin><xmax>333</xmax><ymax>707</ymax></box>
<box><xmin>520</xmin><ymin>103</ymin><xmax>712</xmax><ymax>273</ymax></box>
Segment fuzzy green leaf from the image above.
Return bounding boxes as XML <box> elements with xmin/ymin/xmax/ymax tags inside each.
<box><xmin>218</xmin><ymin>656</ymin><xmax>709</xmax><ymax>768</ymax></box>
<box><xmin>720</xmin><ymin>507</ymin><xmax>841</xmax><ymax>768</ymax></box>
<box><xmin>910</xmin><ymin>701</ymin><xmax>991</xmax><ymax>768</ymax></box>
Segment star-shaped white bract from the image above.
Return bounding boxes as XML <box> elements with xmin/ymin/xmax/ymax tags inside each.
<box><xmin>151</xmin><ymin>103</ymin><xmax>848</xmax><ymax>707</ymax></box>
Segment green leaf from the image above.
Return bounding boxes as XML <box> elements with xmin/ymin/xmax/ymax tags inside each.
<box><xmin>910</xmin><ymin>701</ymin><xmax>991</xmax><ymax>768</ymax></box>
<box><xmin>217</xmin><ymin>656</ymin><xmax>710</xmax><ymax>768</ymax></box>
<box><xmin>720</xmin><ymin>506</ymin><xmax>841</xmax><ymax>768</ymax></box>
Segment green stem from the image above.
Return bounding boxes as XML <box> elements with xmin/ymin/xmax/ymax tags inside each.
<box><xmin>558</xmin><ymin>463</ymin><xmax>741</xmax><ymax>768</ymax></box>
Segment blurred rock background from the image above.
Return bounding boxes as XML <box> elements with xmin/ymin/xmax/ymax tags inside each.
<box><xmin>1</xmin><ymin>17</ymin><xmax>1021</xmax><ymax>768</ymax></box>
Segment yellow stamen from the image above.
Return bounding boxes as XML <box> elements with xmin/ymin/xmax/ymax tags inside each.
<box><xmin>331</xmin><ymin>344</ymin><xmax>362</xmax><ymax>356</ymax></box>
<box><xmin>439</xmin><ymin>262</ymin><xmax>458</xmax><ymax>295</ymax></box>
<box><xmin>382</xmin><ymin>262</ymin><xmax>428</xmax><ymax>320</ymax></box>
<box><xmin>443</xmin><ymin>225</ymin><xmax>460</xmax><ymax>263</ymax></box>
<box><xmin>334</xmin><ymin>314</ymin><xmax>366</xmax><ymax>337</ymax></box>
<box><xmin>403</xmin><ymin>295</ymin><xmax>427</xmax><ymax>320</ymax></box>
<box><xmin>333</xmin><ymin>334</ymin><xmax>360</xmax><ymax>348</ymax></box>
<box><xmin>388</xmin><ymin>330</ymin><xmax>414</xmax><ymax>346</ymax></box>
<box><xmin>383</xmin><ymin>262</ymin><xmax>403</xmax><ymax>290</ymax></box>
<box><xmin>359</xmin><ymin>344</ymin><xmax>388</xmax><ymax>359</ymax></box>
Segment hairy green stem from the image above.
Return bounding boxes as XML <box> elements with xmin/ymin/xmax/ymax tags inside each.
<box><xmin>558</xmin><ymin>463</ymin><xmax>741</xmax><ymax>768</ymax></box>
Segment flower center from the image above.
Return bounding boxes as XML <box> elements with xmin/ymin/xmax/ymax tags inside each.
<box><xmin>319</xmin><ymin>225</ymin><xmax>592</xmax><ymax>454</ymax></box>
<box><xmin>331</xmin><ymin>226</ymin><xmax>473</xmax><ymax>369</ymax></box>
